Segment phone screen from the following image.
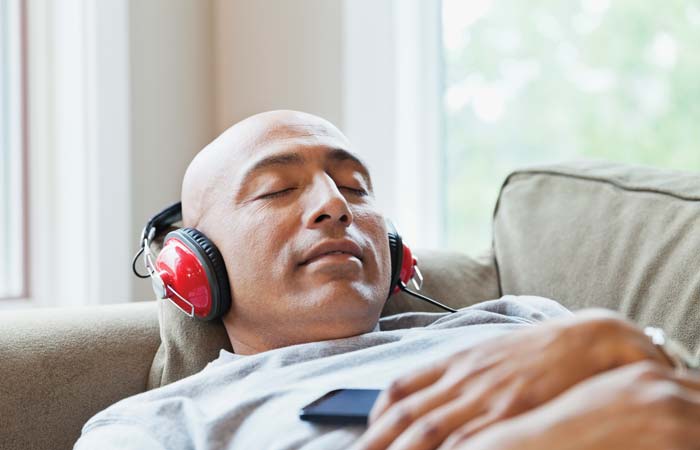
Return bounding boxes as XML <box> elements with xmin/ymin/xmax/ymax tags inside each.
<box><xmin>299</xmin><ymin>388</ymin><xmax>381</xmax><ymax>425</ymax></box>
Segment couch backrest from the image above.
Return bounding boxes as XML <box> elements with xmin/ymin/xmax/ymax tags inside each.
<box><xmin>493</xmin><ymin>160</ymin><xmax>700</xmax><ymax>353</ymax></box>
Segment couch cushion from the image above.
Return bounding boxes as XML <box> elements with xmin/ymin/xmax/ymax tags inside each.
<box><xmin>147</xmin><ymin>300</ymin><xmax>232</xmax><ymax>389</ymax></box>
<box><xmin>0</xmin><ymin>302</ymin><xmax>160</xmax><ymax>450</ymax></box>
<box><xmin>493</xmin><ymin>160</ymin><xmax>700</xmax><ymax>354</ymax></box>
<box><xmin>147</xmin><ymin>248</ymin><xmax>499</xmax><ymax>388</ymax></box>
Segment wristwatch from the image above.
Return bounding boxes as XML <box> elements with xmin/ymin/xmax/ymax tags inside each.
<box><xmin>644</xmin><ymin>327</ymin><xmax>699</xmax><ymax>373</ymax></box>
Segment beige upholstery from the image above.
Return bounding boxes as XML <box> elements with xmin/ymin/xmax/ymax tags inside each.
<box><xmin>147</xmin><ymin>299</ymin><xmax>232</xmax><ymax>389</ymax></box>
<box><xmin>0</xmin><ymin>302</ymin><xmax>160</xmax><ymax>450</ymax></box>
<box><xmin>2</xmin><ymin>160</ymin><xmax>699</xmax><ymax>450</ymax></box>
<box><xmin>494</xmin><ymin>161</ymin><xmax>700</xmax><ymax>353</ymax></box>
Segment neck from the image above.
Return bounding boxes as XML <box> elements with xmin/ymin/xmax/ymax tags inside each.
<box><xmin>229</xmin><ymin>337</ymin><xmax>262</xmax><ymax>355</ymax></box>
<box><xmin>223</xmin><ymin>321</ymin><xmax>267</xmax><ymax>355</ymax></box>
<box><xmin>222</xmin><ymin>315</ymin><xmax>382</xmax><ymax>355</ymax></box>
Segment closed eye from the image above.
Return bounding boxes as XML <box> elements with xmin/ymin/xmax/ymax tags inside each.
<box><xmin>259</xmin><ymin>187</ymin><xmax>296</xmax><ymax>199</ymax></box>
<box><xmin>259</xmin><ymin>186</ymin><xmax>367</xmax><ymax>200</ymax></box>
<box><xmin>340</xmin><ymin>186</ymin><xmax>368</xmax><ymax>197</ymax></box>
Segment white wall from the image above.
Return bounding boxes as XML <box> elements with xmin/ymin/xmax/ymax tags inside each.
<box><xmin>129</xmin><ymin>0</ymin><xmax>216</xmax><ymax>300</ymax></box>
<box><xmin>23</xmin><ymin>0</ymin><xmax>134</xmax><ymax>308</ymax></box>
<box><xmin>212</xmin><ymin>0</ymin><xmax>343</xmax><ymax>134</ymax></box>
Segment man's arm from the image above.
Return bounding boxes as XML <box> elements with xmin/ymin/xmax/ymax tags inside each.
<box><xmin>352</xmin><ymin>310</ymin><xmax>674</xmax><ymax>450</ymax></box>
<box><xmin>443</xmin><ymin>361</ymin><xmax>700</xmax><ymax>450</ymax></box>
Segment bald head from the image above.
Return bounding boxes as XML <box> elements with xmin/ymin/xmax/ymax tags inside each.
<box><xmin>176</xmin><ymin>109</ymin><xmax>390</xmax><ymax>355</ymax></box>
<box><xmin>181</xmin><ymin>110</ymin><xmax>351</xmax><ymax>228</ymax></box>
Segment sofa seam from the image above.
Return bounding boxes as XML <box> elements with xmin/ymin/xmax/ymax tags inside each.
<box><xmin>490</xmin><ymin>167</ymin><xmax>700</xmax><ymax>297</ymax></box>
<box><xmin>505</xmin><ymin>169</ymin><xmax>700</xmax><ymax>202</ymax></box>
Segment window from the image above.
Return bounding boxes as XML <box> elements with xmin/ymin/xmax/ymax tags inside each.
<box><xmin>442</xmin><ymin>0</ymin><xmax>700</xmax><ymax>252</ymax></box>
<box><xmin>0</xmin><ymin>0</ymin><xmax>27</xmax><ymax>299</ymax></box>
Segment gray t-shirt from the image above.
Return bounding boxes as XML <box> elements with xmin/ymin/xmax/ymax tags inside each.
<box><xmin>75</xmin><ymin>296</ymin><xmax>571</xmax><ymax>450</ymax></box>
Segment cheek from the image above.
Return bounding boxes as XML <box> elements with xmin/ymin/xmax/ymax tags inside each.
<box><xmin>218</xmin><ymin>214</ymin><xmax>294</xmax><ymax>290</ymax></box>
<box><xmin>377</xmin><ymin>237</ymin><xmax>392</xmax><ymax>288</ymax></box>
<box><xmin>354</xmin><ymin>209</ymin><xmax>391</xmax><ymax>280</ymax></box>
<box><xmin>226</xmin><ymin>229</ymin><xmax>268</xmax><ymax>270</ymax></box>
<box><xmin>371</xmin><ymin>232</ymin><xmax>393</xmax><ymax>299</ymax></box>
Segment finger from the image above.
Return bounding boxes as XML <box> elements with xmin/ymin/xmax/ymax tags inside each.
<box><xmin>647</xmin><ymin>364</ymin><xmax>700</xmax><ymax>393</ymax></box>
<box><xmin>659</xmin><ymin>388</ymin><xmax>700</xmax><ymax>449</ymax></box>
<box><xmin>672</xmin><ymin>371</ymin><xmax>700</xmax><ymax>391</ymax></box>
<box><xmin>370</xmin><ymin>361</ymin><xmax>449</xmax><ymax>424</ymax></box>
<box><xmin>434</xmin><ymin>416</ymin><xmax>485</xmax><ymax>450</ymax></box>
<box><xmin>385</xmin><ymin>394</ymin><xmax>488</xmax><ymax>450</ymax></box>
<box><xmin>434</xmin><ymin>378</ymin><xmax>530</xmax><ymax>442</ymax></box>
<box><xmin>385</xmin><ymin>376</ymin><xmax>525</xmax><ymax>450</ymax></box>
<box><xmin>357</xmin><ymin>381</ymin><xmax>459</xmax><ymax>450</ymax></box>
<box><xmin>667</xmin><ymin>374</ymin><xmax>700</xmax><ymax>419</ymax></box>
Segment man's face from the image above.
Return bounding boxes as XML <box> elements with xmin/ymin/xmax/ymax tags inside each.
<box><xmin>187</xmin><ymin>113</ymin><xmax>391</xmax><ymax>353</ymax></box>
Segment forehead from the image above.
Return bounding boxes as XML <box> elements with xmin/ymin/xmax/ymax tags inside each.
<box><xmin>235</xmin><ymin>131</ymin><xmax>372</xmax><ymax>183</ymax></box>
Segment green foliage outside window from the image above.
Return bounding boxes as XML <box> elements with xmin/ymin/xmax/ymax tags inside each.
<box><xmin>442</xmin><ymin>0</ymin><xmax>700</xmax><ymax>252</ymax></box>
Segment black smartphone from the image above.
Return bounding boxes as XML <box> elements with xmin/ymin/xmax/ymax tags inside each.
<box><xmin>299</xmin><ymin>388</ymin><xmax>381</xmax><ymax>425</ymax></box>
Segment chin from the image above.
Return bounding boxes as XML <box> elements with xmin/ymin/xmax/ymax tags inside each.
<box><xmin>306</xmin><ymin>283</ymin><xmax>384</xmax><ymax>333</ymax></box>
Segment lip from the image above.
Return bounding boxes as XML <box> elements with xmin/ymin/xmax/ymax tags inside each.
<box><xmin>300</xmin><ymin>239</ymin><xmax>363</xmax><ymax>265</ymax></box>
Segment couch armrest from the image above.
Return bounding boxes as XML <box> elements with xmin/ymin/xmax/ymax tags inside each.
<box><xmin>0</xmin><ymin>301</ymin><xmax>160</xmax><ymax>450</ymax></box>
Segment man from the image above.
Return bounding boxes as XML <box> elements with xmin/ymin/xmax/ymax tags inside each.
<box><xmin>75</xmin><ymin>110</ymin><xmax>700</xmax><ymax>449</ymax></box>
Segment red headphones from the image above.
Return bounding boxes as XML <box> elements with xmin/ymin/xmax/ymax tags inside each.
<box><xmin>132</xmin><ymin>202</ymin><xmax>429</xmax><ymax>321</ymax></box>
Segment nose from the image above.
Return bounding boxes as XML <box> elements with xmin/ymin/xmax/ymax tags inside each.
<box><xmin>304</xmin><ymin>173</ymin><xmax>354</xmax><ymax>230</ymax></box>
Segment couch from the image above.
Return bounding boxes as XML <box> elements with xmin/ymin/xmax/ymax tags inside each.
<box><xmin>2</xmin><ymin>160</ymin><xmax>699</xmax><ymax>450</ymax></box>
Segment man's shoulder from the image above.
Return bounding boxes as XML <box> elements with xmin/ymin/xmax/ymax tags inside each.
<box><xmin>379</xmin><ymin>295</ymin><xmax>572</xmax><ymax>331</ymax></box>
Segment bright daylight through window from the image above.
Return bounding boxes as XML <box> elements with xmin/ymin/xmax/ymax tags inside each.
<box><xmin>0</xmin><ymin>0</ymin><xmax>25</xmax><ymax>299</ymax></box>
<box><xmin>442</xmin><ymin>0</ymin><xmax>700</xmax><ymax>252</ymax></box>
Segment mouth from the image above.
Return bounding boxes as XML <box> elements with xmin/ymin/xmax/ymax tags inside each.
<box><xmin>300</xmin><ymin>240</ymin><xmax>364</xmax><ymax>266</ymax></box>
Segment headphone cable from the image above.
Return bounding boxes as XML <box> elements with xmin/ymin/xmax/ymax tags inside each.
<box><xmin>399</xmin><ymin>282</ymin><xmax>458</xmax><ymax>313</ymax></box>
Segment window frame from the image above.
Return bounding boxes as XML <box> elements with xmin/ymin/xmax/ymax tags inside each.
<box><xmin>0</xmin><ymin>0</ymin><xmax>29</xmax><ymax>302</ymax></box>
<box><xmin>342</xmin><ymin>0</ymin><xmax>445</xmax><ymax>249</ymax></box>
<box><xmin>1</xmin><ymin>0</ymin><xmax>131</xmax><ymax>310</ymax></box>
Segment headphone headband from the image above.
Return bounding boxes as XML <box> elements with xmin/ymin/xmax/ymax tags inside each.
<box><xmin>139</xmin><ymin>201</ymin><xmax>183</xmax><ymax>248</ymax></box>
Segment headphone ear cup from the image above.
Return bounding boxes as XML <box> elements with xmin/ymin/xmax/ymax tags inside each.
<box><xmin>386</xmin><ymin>219</ymin><xmax>404</xmax><ymax>298</ymax></box>
<box><xmin>162</xmin><ymin>228</ymin><xmax>231</xmax><ymax>321</ymax></box>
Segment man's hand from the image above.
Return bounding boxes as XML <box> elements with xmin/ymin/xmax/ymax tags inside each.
<box><xmin>352</xmin><ymin>310</ymin><xmax>672</xmax><ymax>450</ymax></box>
<box><xmin>445</xmin><ymin>361</ymin><xmax>700</xmax><ymax>450</ymax></box>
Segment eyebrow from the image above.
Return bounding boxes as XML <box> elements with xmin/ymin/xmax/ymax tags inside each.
<box><xmin>237</xmin><ymin>147</ymin><xmax>373</xmax><ymax>195</ymax></box>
